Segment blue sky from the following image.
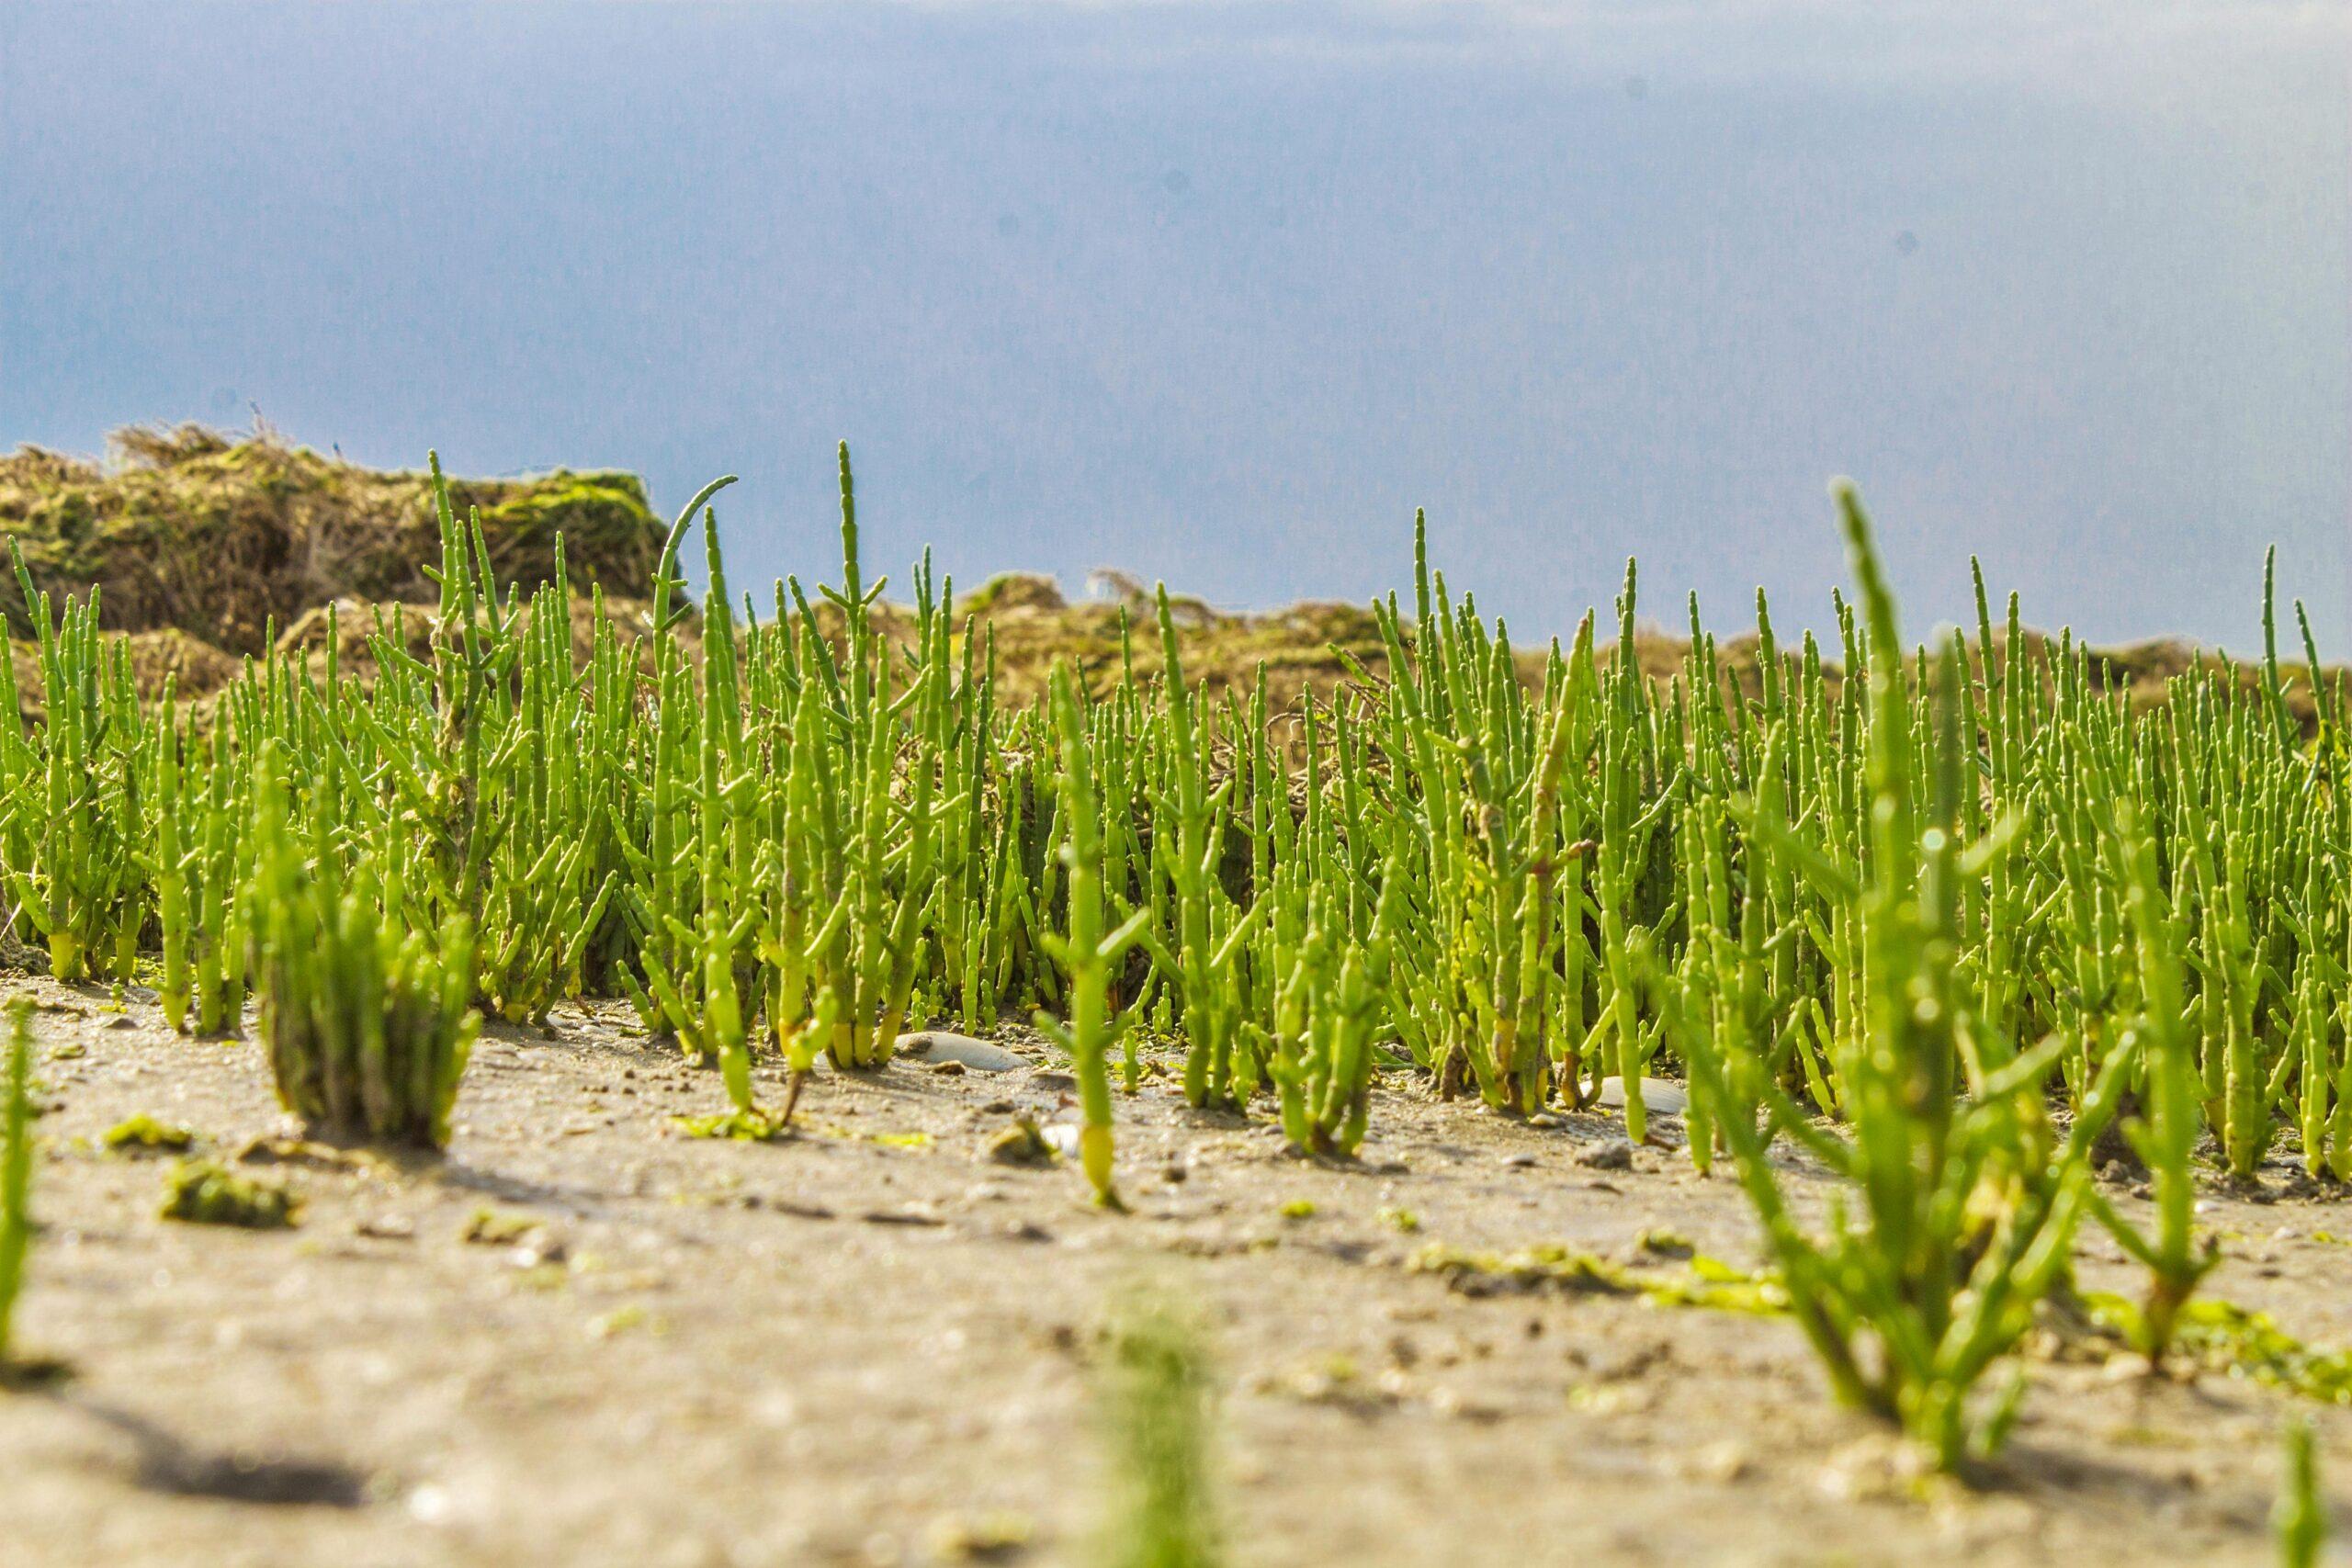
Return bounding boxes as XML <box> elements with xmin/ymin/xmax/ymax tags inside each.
<box><xmin>2</xmin><ymin>2</ymin><xmax>2344</xmax><ymax>651</ymax></box>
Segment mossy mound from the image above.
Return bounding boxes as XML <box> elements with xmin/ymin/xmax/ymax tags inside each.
<box><xmin>0</xmin><ymin>424</ymin><xmax>663</xmax><ymax>656</ymax></box>
<box><xmin>0</xmin><ymin>426</ymin><xmax>2331</xmax><ymax>728</ymax></box>
<box><xmin>955</xmin><ymin>571</ymin><xmax>1067</xmax><ymax>617</ymax></box>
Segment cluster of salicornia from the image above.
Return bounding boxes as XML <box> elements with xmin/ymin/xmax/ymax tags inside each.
<box><xmin>4</xmin><ymin>448</ymin><xmax>2346</xmax><ymax>1463</ymax></box>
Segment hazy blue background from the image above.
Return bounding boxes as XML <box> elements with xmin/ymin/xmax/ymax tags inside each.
<box><xmin>3</xmin><ymin>2</ymin><xmax>2345</xmax><ymax>651</ymax></box>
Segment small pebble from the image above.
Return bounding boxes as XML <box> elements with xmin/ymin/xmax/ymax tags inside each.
<box><xmin>1577</xmin><ymin>1140</ymin><xmax>1635</xmax><ymax>1172</ymax></box>
<box><xmin>512</xmin><ymin>1236</ymin><xmax>568</xmax><ymax>1268</ymax></box>
<box><xmin>1596</xmin><ymin>1076</ymin><xmax>1690</xmax><ymax>1117</ymax></box>
<box><xmin>986</xmin><ymin>1122</ymin><xmax>1057</xmax><ymax>1167</ymax></box>
<box><xmin>895</xmin><ymin>1032</ymin><xmax>1028</xmax><ymax>1073</ymax></box>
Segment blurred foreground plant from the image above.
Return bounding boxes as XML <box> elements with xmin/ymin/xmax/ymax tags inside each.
<box><xmin>1095</xmin><ymin>1286</ymin><xmax>1221</xmax><ymax>1568</ymax></box>
<box><xmin>0</xmin><ymin>1001</ymin><xmax>34</xmax><ymax>1371</ymax></box>
<box><xmin>2278</xmin><ymin>1417</ymin><xmax>2328</xmax><ymax>1568</ymax></box>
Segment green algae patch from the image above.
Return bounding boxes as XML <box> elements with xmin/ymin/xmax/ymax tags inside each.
<box><xmin>1643</xmin><ymin>1255</ymin><xmax>1790</xmax><ymax>1315</ymax></box>
<box><xmin>927</xmin><ymin>1509</ymin><xmax>1038</xmax><ymax>1562</ymax></box>
<box><xmin>160</xmin><ymin>1159</ymin><xmax>300</xmax><ymax>1229</ymax></box>
<box><xmin>1407</xmin><ymin>1243</ymin><xmax>1637</xmax><ymax>1298</ymax></box>
<box><xmin>2085</xmin><ymin>1292</ymin><xmax>2352</xmax><ymax>1404</ymax></box>
<box><xmin>459</xmin><ymin>1207</ymin><xmax>542</xmax><ymax>1246</ymax></box>
<box><xmin>671</xmin><ymin>1109</ymin><xmax>794</xmax><ymax>1142</ymax></box>
<box><xmin>102</xmin><ymin>1113</ymin><xmax>196</xmax><ymax>1154</ymax></box>
<box><xmin>586</xmin><ymin>1303</ymin><xmax>663</xmax><ymax>1340</ymax></box>
<box><xmin>808</xmin><ymin>1123</ymin><xmax>933</xmax><ymax>1150</ymax></box>
<box><xmin>1405</xmin><ymin>1239</ymin><xmax>1788</xmax><ymax>1315</ymax></box>
<box><xmin>1635</xmin><ymin>1227</ymin><xmax>1696</xmax><ymax>1260</ymax></box>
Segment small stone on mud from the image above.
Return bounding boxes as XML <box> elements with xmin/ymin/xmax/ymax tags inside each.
<box><xmin>1502</xmin><ymin>1152</ymin><xmax>1538</xmax><ymax>1168</ymax></box>
<box><xmin>1686</xmin><ymin>1438</ymin><xmax>1755</xmax><ymax>1483</ymax></box>
<box><xmin>930</xmin><ymin>1060</ymin><xmax>967</xmax><ymax>1076</ymax></box>
<box><xmin>1816</xmin><ymin>1433</ymin><xmax>1935</xmax><ymax>1502</ymax></box>
<box><xmin>1577</xmin><ymin>1140</ymin><xmax>1635</xmax><ymax>1171</ymax></box>
<box><xmin>986</xmin><ymin>1120</ymin><xmax>1057</xmax><ymax>1167</ymax></box>
<box><xmin>356</xmin><ymin>1214</ymin><xmax>416</xmax><ymax>1240</ymax></box>
<box><xmin>1428</xmin><ymin>1385</ymin><xmax>1501</xmax><ymax>1423</ymax></box>
<box><xmin>1595</xmin><ymin>1076</ymin><xmax>1689</xmax><ymax>1117</ymax></box>
<box><xmin>896</xmin><ymin>1032</ymin><xmax>1029</xmax><ymax>1073</ymax></box>
<box><xmin>512</xmin><ymin>1236</ymin><xmax>569</xmax><ymax>1268</ymax></box>
<box><xmin>926</xmin><ymin>1509</ymin><xmax>1035</xmax><ymax>1562</ymax></box>
<box><xmin>1028</xmin><ymin>1070</ymin><xmax>1077</xmax><ymax>1092</ymax></box>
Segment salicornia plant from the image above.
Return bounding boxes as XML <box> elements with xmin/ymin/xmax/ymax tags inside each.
<box><xmin>248</xmin><ymin>747</ymin><xmax>481</xmax><ymax>1149</ymax></box>
<box><xmin>1657</xmin><ymin>484</ymin><xmax>2118</xmax><ymax>1472</ymax></box>
<box><xmin>1038</xmin><ymin>662</ymin><xmax>1152</xmax><ymax>1210</ymax></box>
<box><xmin>2084</xmin><ymin>803</ymin><xmax>2220</xmax><ymax>1367</ymax></box>
<box><xmin>0</xmin><ymin>545</ymin><xmax>148</xmax><ymax>982</ymax></box>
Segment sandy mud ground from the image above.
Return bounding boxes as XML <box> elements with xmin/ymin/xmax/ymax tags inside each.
<box><xmin>5</xmin><ymin>978</ymin><xmax>2350</xmax><ymax>1568</ymax></box>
